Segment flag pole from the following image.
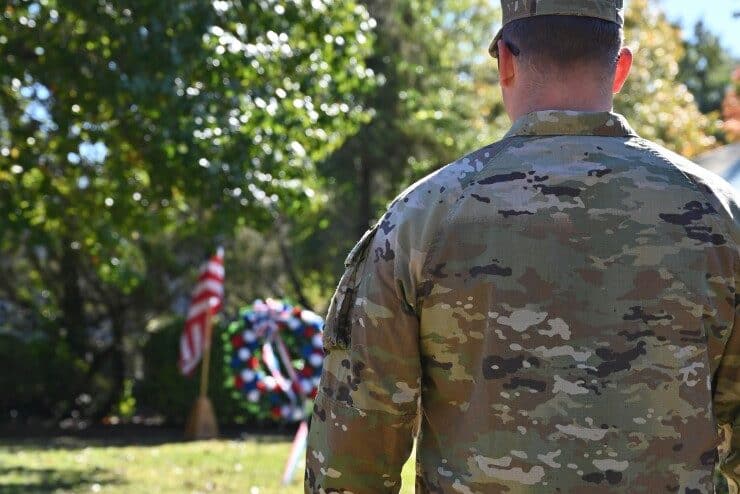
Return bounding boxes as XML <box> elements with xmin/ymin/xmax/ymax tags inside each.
<box><xmin>185</xmin><ymin>305</ymin><xmax>219</xmax><ymax>440</ymax></box>
<box><xmin>281</xmin><ymin>420</ymin><xmax>309</xmax><ymax>485</ymax></box>
<box><xmin>199</xmin><ymin>308</ymin><xmax>213</xmax><ymax>398</ymax></box>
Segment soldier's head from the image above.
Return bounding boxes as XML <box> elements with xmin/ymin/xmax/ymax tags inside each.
<box><xmin>490</xmin><ymin>0</ymin><xmax>633</xmax><ymax>120</ymax></box>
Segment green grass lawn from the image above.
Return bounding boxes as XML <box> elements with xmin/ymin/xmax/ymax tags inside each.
<box><xmin>0</xmin><ymin>436</ymin><xmax>415</xmax><ymax>493</ymax></box>
<box><xmin>0</xmin><ymin>436</ymin><xmax>732</xmax><ymax>493</ymax></box>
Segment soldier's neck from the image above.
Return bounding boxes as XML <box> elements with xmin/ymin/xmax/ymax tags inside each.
<box><xmin>509</xmin><ymin>84</ymin><xmax>614</xmax><ymax>121</ymax></box>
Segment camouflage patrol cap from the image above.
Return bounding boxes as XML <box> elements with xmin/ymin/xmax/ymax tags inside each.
<box><xmin>489</xmin><ymin>0</ymin><xmax>625</xmax><ymax>58</ymax></box>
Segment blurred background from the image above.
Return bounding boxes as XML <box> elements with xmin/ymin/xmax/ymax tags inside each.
<box><xmin>0</xmin><ymin>0</ymin><xmax>737</xmax><ymax>492</ymax></box>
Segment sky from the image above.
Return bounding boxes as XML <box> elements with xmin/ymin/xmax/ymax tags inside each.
<box><xmin>655</xmin><ymin>0</ymin><xmax>740</xmax><ymax>57</ymax></box>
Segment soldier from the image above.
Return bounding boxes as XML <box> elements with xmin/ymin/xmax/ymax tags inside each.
<box><xmin>305</xmin><ymin>1</ymin><xmax>740</xmax><ymax>492</ymax></box>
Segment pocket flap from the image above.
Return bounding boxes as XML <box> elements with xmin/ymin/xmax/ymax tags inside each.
<box><xmin>344</xmin><ymin>223</ymin><xmax>380</xmax><ymax>267</ymax></box>
<box><xmin>324</xmin><ymin>224</ymin><xmax>381</xmax><ymax>350</ymax></box>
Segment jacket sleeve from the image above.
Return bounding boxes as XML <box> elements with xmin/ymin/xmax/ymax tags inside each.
<box><xmin>705</xmin><ymin>178</ymin><xmax>740</xmax><ymax>493</ymax></box>
<box><xmin>714</xmin><ymin>271</ymin><xmax>740</xmax><ymax>493</ymax></box>
<box><xmin>305</xmin><ymin>223</ymin><xmax>421</xmax><ymax>494</ymax></box>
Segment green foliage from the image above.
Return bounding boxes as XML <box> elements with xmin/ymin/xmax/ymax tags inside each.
<box><xmin>679</xmin><ymin>21</ymin><xmax>735</xmax><ymax>116</ymax></box>
<box><xmin>0</xmin><ymin>334</ymin><xmax>87</xmax><ymax>421</ymax></box>
<box><xmin>116</xmin><ymin>379</ymin><xmax>136</xmax><ymax>420</ymax></box>
<box><xmin>135</xmin><ymin>319</ymin><xmax>246</xmax><ymax>426</ymax></box>
<box><xmin>221</xmin><ymin>227</ymin><xmax>292</xmax><ymax>311</ymax></box>
<box><xmin>617</xmin><ymin>0</ymin><xmax>718</xmax><ymax>157</ymax></box>
<box><xmin>0</xmin><ymin>0</ymin><xmax>376</xmax><ymax>419</ymax></box>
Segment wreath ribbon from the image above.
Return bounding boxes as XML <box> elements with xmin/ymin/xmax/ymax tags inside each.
<box><xmin>262</xmin><ymin>339</ymin><xmax>297</xmax><ymax>406</ymax></box>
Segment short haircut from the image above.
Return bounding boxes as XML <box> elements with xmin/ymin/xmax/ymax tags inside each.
<box><xmin>502</xmin><ymin>15</ymin><xmax>622</xmax><ymax>72</ymax></box>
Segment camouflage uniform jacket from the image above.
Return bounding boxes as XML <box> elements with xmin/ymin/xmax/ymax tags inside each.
<box><xmin>305</xmin><ymin>110</ymin><xmax>740</xmax><ymax>494</ymax></box>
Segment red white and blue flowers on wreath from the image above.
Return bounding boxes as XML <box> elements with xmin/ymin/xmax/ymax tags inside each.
<box><xmin>224</xmin><ymin>298</ymin><xmax>324</xmax><ymax>422</ymax></box>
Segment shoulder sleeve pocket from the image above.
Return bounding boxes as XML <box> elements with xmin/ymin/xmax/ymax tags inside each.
<box><xmin>323</xmin><ymin>224</ymin><xmax>380</xmax><ymax>351</ymax></box>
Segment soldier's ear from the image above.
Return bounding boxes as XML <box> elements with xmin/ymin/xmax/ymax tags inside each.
<box><xmin>498</xmin><ymin>40</ymin><xmax>517</xmax><ymax>87</ymax></box>
<box><xmin>612</xmin><ymin>47</ymin><xmax>632</xmax><ymax>94</ymax></box>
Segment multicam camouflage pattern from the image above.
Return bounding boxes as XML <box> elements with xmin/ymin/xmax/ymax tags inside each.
<box><xmin>489</xmin><ymin>0</ymin><xmax>624</xmax><ymax>57</ymax></box>
<box><xmin>305</xmin><ymin>110</ymin><xmax>740</xmax><ymax>493</ymax></box>
<box><xmin>500</xmin><ymin>0</ymin><xmax>624</xmax><ymax>25</ymax></box>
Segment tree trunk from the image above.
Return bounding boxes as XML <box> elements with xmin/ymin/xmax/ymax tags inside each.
<box><xmin>94</xmin><ymin>309</ymin><xmax>127</xmax><ymax>420</ymax></box>
<box><xmin>60</xmin><ymin>241</ymin><xmax>87</xmax><ymax>355</ymax></box>
<box><xmin>275</xmin><ymin>216</ymin><xmax>314</xmax><ymax>311</ymax></box>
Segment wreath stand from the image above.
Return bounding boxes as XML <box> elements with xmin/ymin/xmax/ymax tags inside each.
<box><xmin>185</xmin><ymin>310</ymin><xmax>219</xmax><ymax>440</ymax></box>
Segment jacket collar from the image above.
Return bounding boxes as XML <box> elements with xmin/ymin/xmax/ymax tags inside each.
<box><xmin>504</xmin><ymin>110</ymin><xmax>638</xmax><ymax>139</ymax></box>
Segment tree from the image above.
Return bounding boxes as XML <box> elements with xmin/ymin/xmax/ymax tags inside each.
<box><xmin>678</xmin><ymin>20</ymin><xmax>734</xmax><ymax>116</ymax></box>
<box><xmin>0</xmin><ymin>0</ymin><xmax>376</xmax><ymax>420</ymax></box>
<box><xmin>617</xmin><ymin>0</ymin><xmax>719</xmax><ymax>157</ymax></box>
<box><xmin>721</xmin><ymin>67</ymin><xmax>740</xmax><ymax>142</ymax></box>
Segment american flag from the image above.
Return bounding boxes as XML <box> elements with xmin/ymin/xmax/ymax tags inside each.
<box><xmin>179</xmin><ymin>248</ymin><xmax>225</xmax><ymax>375</ymax></box>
